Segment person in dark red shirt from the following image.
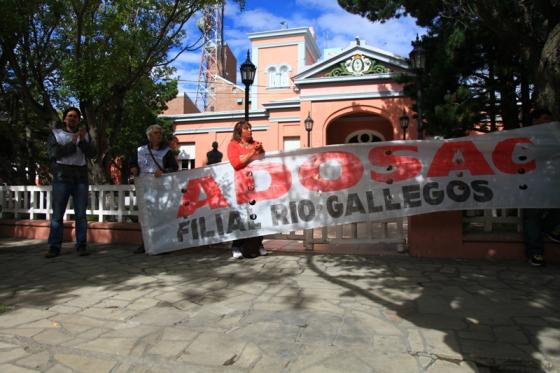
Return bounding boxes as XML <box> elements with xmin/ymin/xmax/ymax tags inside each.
<box><xmin>227</xmin><ymin>120</ymin><xmax>268</xmax><ymax>259</ymax></box>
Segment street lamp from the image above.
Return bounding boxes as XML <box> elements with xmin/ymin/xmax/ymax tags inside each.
<box><xmin>304</xmin><ymin>112</ymin><xmax>314</xmax><ymax>147</ymax></box>
<box><xmin>240</xmin><ymin>49</ymin><xmax>256</xmax><ymax>121</ymax></box>
<box><xmin>409</xmin><ymin>35</ymin><xmax>426</xmax><ymax>139</ymax></box>
<box><xmin>399</xmin><ymin>110</ymin><xmax>409</xmax><ymax>140</ymax></box>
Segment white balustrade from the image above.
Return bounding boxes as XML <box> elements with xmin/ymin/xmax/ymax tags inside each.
<box><xmin>0</xmin><ymin>185</ymin><xmax>138</xmax><ymax>223</ymax></box>
<box><xmin>0</xmin><ymin>185</ymin><xmax>521</xmax><ymax>237</ymax></box>
<box><xmin>463</xmin><ymin>209</ymin><xmax>522</xmax><ymax>233</ymax></box>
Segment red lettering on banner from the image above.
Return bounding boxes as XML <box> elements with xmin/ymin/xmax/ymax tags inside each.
<box><xmin>299</xmin><ymin>152</ymin><xmax>363</xmax><ymax>192</ymax></box>
<box><xmin>177</xmin><ymin>176</ymin><xmax>230</xmax><ymax>218</ymax></box>
<box><xmin>369</xmin><ymin>145</ymin><xmax>422</xmax><ymax>182</ymax></box>
<box><xmin>492</xmin><ymin>137</ymin><xmax>536</xmax><ymax>174</ymax></box>
<box><xmin>427</xmin><ymin>141</ymin><xmax>494</xmax><ymax>177</ymax></box>
<box><xmin>236</xmin><ymin>162</ymin><xmax>292</xmax><ymax>204</ymax></box>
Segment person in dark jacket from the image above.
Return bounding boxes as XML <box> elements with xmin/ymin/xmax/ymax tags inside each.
<box><xmin>206</xmin><ymin>141</ymin><xmax>223</xmax><ymax>165</ymax></box>
<box><xmin>129</xmin><ymin>124</ymin><xmax>179</xmax><ymax>253</ymax></box>
<box><xmin>45</xmin><ymin>107</ymin><xmax>96</xmax><ymax>258</ymax></box>
<box><xmin>522</xmin><ymin>108</ymin><xmax>560</xmax><ymax>266</ymax></box>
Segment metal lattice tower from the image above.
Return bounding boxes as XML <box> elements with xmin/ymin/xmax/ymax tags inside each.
<box><xmin>195</xmin><ymin>4</ymin><xmax>224</xmax><ymax>112</ymax></box>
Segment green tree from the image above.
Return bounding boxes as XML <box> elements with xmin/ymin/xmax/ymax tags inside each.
<box><xmin>339</xmin><ymin>0</ymin><xmax>560</xmax><ymax>136</ymax></box>
<box><xmin>0</xmin><ymin>0</ymin><xmax>222</xmax><ymax>183</ymax></box>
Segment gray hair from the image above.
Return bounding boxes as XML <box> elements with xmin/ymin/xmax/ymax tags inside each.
<box><xmin>146</xmin><ymin>124</ymin><xmax>162</xmax><ymax>140</ymax></box>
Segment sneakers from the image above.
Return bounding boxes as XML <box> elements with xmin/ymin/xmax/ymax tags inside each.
<box><xmin>133</xmin><ymin>244</ymin><xmax>145</xmax><ymax>254</ymax></box>
<box><xmin>259</xmin><ymin>245</ymin><xmax>268</xmax><ymax>256</ymax></box>
<box><xmin>529</xmin><ymin>254</ymin><xmax>545</xmax><ymax>267</ymax></box>
<box><xmin>232</xmin><ymin>247</ymin><xmax>243</xmax><ymax>259</ymax></box>
<box><xmin>44</xmin><ymin>247</ymin><xmax>60</xmax><ymax>258</ymax></box>
<box><xmin>545</xmin><ymin>229</ymin><xmax>560</xmax><ymax>244</ymax></box>
<box><xmin>76</xmin><ymin>245</ymin><xmax>90</xmax><ymax>256</ymax></box>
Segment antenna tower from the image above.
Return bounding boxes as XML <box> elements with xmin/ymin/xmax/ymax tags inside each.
<box><xmin>195</xmin><ymin>4</ymin><xmax>225</xmax><ymax>112</ymax></box>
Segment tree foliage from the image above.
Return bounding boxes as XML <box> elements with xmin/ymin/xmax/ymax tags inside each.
<box><xmin>0</xmin><ymin>0</ymin><xmax>223</xmax><ymax>184</ymax></box>
<box><xmin>338</xmin><ymin>0</ymin><xmax>560</xmax><ymax>137</ymax></box>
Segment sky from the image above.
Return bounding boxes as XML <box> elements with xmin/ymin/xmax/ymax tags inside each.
<box><xmin>173</xmin><ymin>0</ymin><xmax>425</xmax><ymax>101</ymax></box>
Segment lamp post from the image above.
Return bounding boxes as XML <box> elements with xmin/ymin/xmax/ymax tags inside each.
<box><xmin>409</xmin><ymin>36</ymin><xmax>426</xmax><ymax>139</ymax></box>
<box><xmin>240</xmin><ymin>50</ymin><xmax>256</xmax><ymax>121</ymax></box>
<box><xmin>399</xmin><ymin>110</ymin><xmax>409</xmax><ymax>140</ymax></box>
<box><xmin>304</xmin><ymin>112</ymin><xmax>314</xmax><ymax>147</ymax></box>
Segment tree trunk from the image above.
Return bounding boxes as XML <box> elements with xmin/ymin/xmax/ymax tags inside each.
<box><xmin>520</xmin><ymin>70</ymin><xmax>531</xmax><ymax>127</ymax></box>
<box><xmin>497</xmin><ymin>69</ymin><xmax>519</xmax><ymax>130</ymax></box>
<box><xmin>82</xmin><ymin>106</ymin><xmax>109</xmax><ymax>184</ymax></box>
<box><xmin>536</xmin><ymin>22</ymin><xmax>560</xmax><ymax>118</ymax></box>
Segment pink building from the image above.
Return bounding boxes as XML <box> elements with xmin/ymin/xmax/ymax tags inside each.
<box><xmin>161</xmin><ymin>27</ymin><xmax>414</xmax><ymax>168</ymax></box>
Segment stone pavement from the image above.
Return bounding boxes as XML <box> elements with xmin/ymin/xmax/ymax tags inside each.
<box><xmin>0</xmin><ymin>238</ymin><xmax>559</xmax><ymax>373</ymax></box>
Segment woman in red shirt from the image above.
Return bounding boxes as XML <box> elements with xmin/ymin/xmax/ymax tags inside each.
<box><xmin>227</xmin><ymin>120</ymin><xmax>268</xmax><ymax>259</ymax></box>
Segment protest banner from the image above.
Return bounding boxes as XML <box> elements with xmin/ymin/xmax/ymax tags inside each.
<box><xmin>136</xmin><ymin>122</ymin><xmax>560</xmax><ymax>254</ymax></box>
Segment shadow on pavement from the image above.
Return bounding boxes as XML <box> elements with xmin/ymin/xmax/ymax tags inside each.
<box><xmin>0</xmin><ymin>238</ymin><xmax>559</xmax><ymax>372</ymax></box>
<box><xmin>305</xmin><ymin>254</ymin><xmax>560</xmax><ymax>373</ymax></box>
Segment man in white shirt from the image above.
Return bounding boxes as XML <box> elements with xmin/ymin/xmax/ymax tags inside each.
<box><xmin>45</xmin><ymin>107</ymin><xmax>96</xmax><ymax>258</ymax></box>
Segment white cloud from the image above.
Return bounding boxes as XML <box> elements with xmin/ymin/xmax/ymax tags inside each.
<box><xmin>173</xmin><ymin>51</ymin><xmax>202</xmax><ymax>65</ymax></box>
<box><xmin>295</xmin><ymin>0</ymin><xmax>341</xmax><ymax>11</ymax></box>
<box><xmin>316</xmin><ymin>12</ymin><xmax>421</xmax><ymax>56</ymax></box>
<box><xmin>170</xmin><ymin>0</ymin><xmax>426</xmax><ymax>98</ymax></box>
<box><xmin>172</xmin><ymin>65</ymin><xmax>201</xmax><ymax>99</ymax></box>
<box><xmin>230</xmin><ymin>8</ymin><xmax>287</xmax><ymax>32</ymax></box>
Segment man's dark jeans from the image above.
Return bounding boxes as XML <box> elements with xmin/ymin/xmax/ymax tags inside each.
<box><xmin>522</xmin><ymin>208</ymin><xmax>560</xmax><ymax>257</ymax></box>
<box><xmin>48</xmin><ymin>181</ymin><xmax>89</xmax><ymax>252</ymax></box>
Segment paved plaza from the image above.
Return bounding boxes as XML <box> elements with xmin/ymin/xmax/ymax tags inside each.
<box><xmin>0</xmin><ymin>238</ymin><xmax>559</xmax><ymax>373</ymax></box>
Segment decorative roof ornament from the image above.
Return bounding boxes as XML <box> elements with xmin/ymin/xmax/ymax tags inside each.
<box><xmin>327</xmin><ymin>54</ymin><xmax>391</xmax><ymax>77</ymax></box>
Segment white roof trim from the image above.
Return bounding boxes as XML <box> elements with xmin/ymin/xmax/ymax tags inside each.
<box><xmin>248</xmin><ymin>27</ymin><xmax>320</xmax><ymax>60</ymax></box>
<box><xmin>294</xmin><ymin>45</ymin><xmax>409</xmax><ymax>81</ymax></box>
<box><xmin>294</xmin><ymin>73</ymin><xmax>400</xmax><ymax>86</ymax></box>
<box><xmin>175</xmin><ymin>125</ymin><xmax>270</xmax><ymax>135</ymax></box>
<box><xmin>214</xmin><ymin>75</ymin><xmax>245</xmax><ymax>91</ymax></box>
<box><xmin>159</xmin><ymin>110</ymin><xmax>268</xmax><ymax>123</ymax></box>
<box><xmin>300</xmin><ymin>90</ymin><xmax>404</xmax><ymax>102</ymax></box>
<box><xmin>262</xmin><ymin>99</ymin><xmax>301</xmax><ymax>109</ymax></box>
<box><xmin>269</xmin><ymin>116</ymin><xmax>300</xmax><ymax>123</ymax></box>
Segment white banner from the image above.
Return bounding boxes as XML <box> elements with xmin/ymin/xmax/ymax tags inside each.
<box><xmin>137</xmin><ymin>123</ymin><xmax>560</xmax><ymax>255</ymax></box>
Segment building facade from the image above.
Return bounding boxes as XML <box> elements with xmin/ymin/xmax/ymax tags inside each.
<box><xmin>161</xmin><ymin>27</ymin><xmax>415</xmax><ymax>168</ymax></box>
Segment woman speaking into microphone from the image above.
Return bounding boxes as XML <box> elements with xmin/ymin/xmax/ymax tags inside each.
<box><xmin>227</xmin><ymin>120</ymin><xmax>268</xmax><ymax>259</ymax></box>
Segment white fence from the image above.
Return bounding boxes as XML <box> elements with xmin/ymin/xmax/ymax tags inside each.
<box><xmin>0</xmin><ymin>185</ymin><xmax>138</xmax><ymax>223</ymax></box>
<box><xmin>0</xmin><ymin>185</ymin><xmax>521</xmax><ymax>240</ymax></box>
<box><xmin>463</xmin><ymin>209</ymin><xmax>522</xmax><ymax>233</ymax></box>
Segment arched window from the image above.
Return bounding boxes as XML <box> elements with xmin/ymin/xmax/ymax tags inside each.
<box><xmin>266</xmin><ymin>64</ymin><xmax>291</xmax><ymax>88</ymax></box>
<box><xmin>267</xmin><ymin>66</ymin><xmax>277</xmax><ymax>87</ymax></box>
<box><xmin>279</xmin><ymin>65</ymin><xmax>289</xmax><ymax>87</ymax></box>
<box><xmin>345</xmin><ymin>130</ymin><xmax>384</xmax><ymax>143</ymax></box>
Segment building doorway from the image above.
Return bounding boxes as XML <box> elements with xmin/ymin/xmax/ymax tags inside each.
<box><xmin>314</xmin><ymin>111</ymin><xmax>407</xmax><ymax>252</ymax></box>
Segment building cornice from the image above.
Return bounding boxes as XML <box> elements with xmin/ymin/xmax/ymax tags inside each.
<box><xmin>269</xmin><ymin>116</ymin><xmax>300</xmax><ymax>123</ymax></box>
<box><xmin>248</xmin><ymin>27</ymin><xmax>320</xmax><ymax>60</ymax></box>
<box><xmin>262</xmin><ymin>100</ymin><xmax>301</xmax><ymax>110</ymax></box>
<box><xmin>175</xmin><ymin>124</ymin><xmax>270</xmax><ymax>135</ymax></box>
<box><xmin>160</xmin><ymin>110</ymin><xmax>268</xmax><ymax>123</ymax></box>
<box><xmin>294</xmin><ymin>72</ymin><xmax>401</xmax><ymax>86</ymax></box>
<box><xmin>300</xmin><ymin>90</ymin><xmax>404</xmax><ymax>102</ymax></box>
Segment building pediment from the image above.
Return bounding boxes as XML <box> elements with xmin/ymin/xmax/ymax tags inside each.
<box><xmin>293</xmin><ymin>44</ymin><xmax>409</xmax><ymax>85</ymax></box>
